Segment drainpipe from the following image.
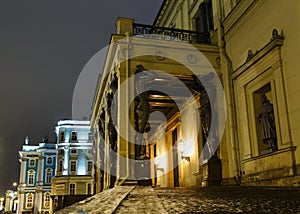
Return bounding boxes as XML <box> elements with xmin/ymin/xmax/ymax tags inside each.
<box><xmin>216</xmin><ymin>0</ymin><xmax>241</xmax><ymax>183</ymax></box>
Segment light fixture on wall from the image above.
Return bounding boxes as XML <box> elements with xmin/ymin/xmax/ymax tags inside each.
<box><xmin>178</xmin><ymin>140</ymin><xmax>190</xmax><ymax>162</ymax></box>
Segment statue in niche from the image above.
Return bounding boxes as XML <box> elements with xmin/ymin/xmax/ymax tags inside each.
<box><xmin>190</xmin><ymin>73</ymin><xmax>218</xmax><ymax>159</ymax></box>
<box><xmin>106</xmin><ymin>92</ymin><xmax>118</xmax><ymax>152</ymax></box>
<box><xmin>134</xmin><ymin>65</ymin><xmax>154</xmax><ymax>159</ymax></box>
<box><xmin>110</xmin><ymin>73</ymin><xmax>118</xmax><ymax>93</ymax></box>
<box><xmin>258</xmin><ymin>94</ymin><xmax>278</xmax><ymax>151</ymax></box>
<box><xmin>98</xmin><ymin>108</ymin><xmax>106</xmax><ymax>139</ymax></box>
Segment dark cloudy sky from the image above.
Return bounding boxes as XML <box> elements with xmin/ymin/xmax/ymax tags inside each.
<box><xmin>0</xmin><ymin>0</ymin><xmax>163</xmax><ymax>195</ymax></box>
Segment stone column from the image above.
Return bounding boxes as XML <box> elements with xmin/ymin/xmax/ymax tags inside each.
<box><xmin>19</xmin><ymin>157</ymin><xmax>27</xmax><ymax>185</ymax></box>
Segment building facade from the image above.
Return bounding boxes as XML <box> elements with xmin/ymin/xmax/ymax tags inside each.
<box><xmin>17</xmin><ymin>137</ymin><xmax>56</xmax><ymax>214</ymax></box>
<box><xmin>91</xmin><ymin>0</ymin><xmax>300</xmax><ymax>190</ymax></box>
<box><xmin>4</xmin><ymin>190</ymin><xmax>18</xmax><ymax>213</ymax></box>
<box><xmin>51</xmin><ymin>120</ymin><xmax>93</xmax><ymax>211</ymax></box>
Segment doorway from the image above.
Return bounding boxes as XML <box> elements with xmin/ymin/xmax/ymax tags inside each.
<box><xmin>172</xmin><ymin>128</ymin><xmax>179</xmax><ymax>187</ymax></box>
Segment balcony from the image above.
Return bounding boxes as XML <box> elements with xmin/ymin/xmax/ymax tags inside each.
<box><xmin>133</xmin><ymin>23</ymin><xmax>210</xmax><ymax>44</ymax></box>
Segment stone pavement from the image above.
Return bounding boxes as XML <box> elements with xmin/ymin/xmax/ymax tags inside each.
<box><xmin>57</xmin><ymin>186</ymin><xmax>300</xmax><ymax>213</ymax></box>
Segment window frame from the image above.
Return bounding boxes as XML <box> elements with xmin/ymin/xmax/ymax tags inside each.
<box><xmin>27</xmin><ymin>170</ymin><xmax>35</xmax><ymax>186</ymax></box>
<box><xmin>70</xmin><ymin>160</ymin><xmax>77</xmax><ymax>173</ymax></box>
<box><xmin>87</xmin><ymin>183</ymin><xmax>92</xmax><ymax>195</ymax></box>
<box><xmin>46</xmin><ymin>157</ymin><xmax>53</xmax><ymax>165</ymax></box>
<box><xmin>69</xmin><ymin>183</ymin><xmax>76</xmax><ymax>195</ymax></box>
<box><xmin>29</xmin><ymin>159</ymin><xmax>35</xmax><ymax>167</ymax></box>
<box><xmin>44</xmin><ymin>192</ymin><xmax>51</xmax><ymax>208</ymax></box>
<box><xmin>87</xmin><ymin>161</ymin><xmax>93</xmax><ymax>173</ymax></box>
<box><xmin>59</xmin><ymin>131</ymin><xmax>65</xmax><ymax>142</ymax></box>
<box><xmin>70</xmin><ymin>149</ymin><xmax>77</xmax><ymax>155</ymax></box>
<box><xmin>58</xmin><ymin>159</ymin><xmax>63</xmax><ymax>173</ymax></box>
<box><xmin>26</xmin><ymin>193</ymin><xmax>34</xmax><ymax>209</ymax></box>
<box><xmin>71</xmin><ymin>131</ymin><xmax>78</xmax><ymax>142</ymax></box>
<box><xmin>45</xmin><ymin>168</ymin><xmax>52</xmax><ymax>184</ymax></box>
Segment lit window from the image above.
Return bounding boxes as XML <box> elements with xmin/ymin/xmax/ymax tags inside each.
<box><xmin>29</xmin><ymin>159</ymin><xmax>35</xmax><ymax>167</ymax></box>
<box><xmin>28</xmin><ymin>170</ymin><xmax>35</xmax><ymax>185</ymax></box>
<box><xmin>87</xmin><ymin>161</ymin><xmax>93</xmax><ymax>172</ymax></box>
<box><xmin>26</xmin><ymin>193</ymin><xmax>34</xmax><ymax>208</ymax></box>
<box><xmin>70</xmin><ymin>161</ymin><xmax>76</xmax><ymax>172</ymax></box>
<box><xmin>58</xmin><ymin>160</ymin><xmax>63</xmax><ymax>173</ymax></box>
<box><xmin>87</xmin><ymin>183</ymin><xmax>92</xmax><ymax>195</ymax></box>
<box><xmin>71</xmin><ymin>131</ymin><xmax>77</xmax><ymax>142</ymax></box>
<box><xmin>46</xmin><ymin>157</ymin><xmax>53</xmax><ymax>165</ymax></box>
<box><xmin>70</xmin><ymin>149</ymin><xmax>77</xmax><ymax>154</ymax></box>
<box><xmin>59</xmin><ymin>131</ymin><xmax>65</xmax><ymax>142</ymax></box>
<box><xmin>45</xmin><ymin>169</ymin><xmax>52</xmax><ymax>184</ymax></box>
<box><xmin>44</xmin><ymin>192</ymin><xmax>51</xmax><ymax>208</ymax></box>
<box><xmin>69</xmin><ymin>183</ymin><xmax>75</xmax><ymax>195</ymax></box>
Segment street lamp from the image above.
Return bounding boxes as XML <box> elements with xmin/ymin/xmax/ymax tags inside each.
<box><xmin>12</xmin><ymin>182</ymin><xmax>18</xmax><ymax>187</ymax></box>
<box><xmin>178</xmin><ymin>140</ymin><xmax>190</xmax><ymax>162</ymax></box>
<box><xmin>0</xmin><ymin>197</ymin><xmax>4</xmax><ymax>211</ymax></box>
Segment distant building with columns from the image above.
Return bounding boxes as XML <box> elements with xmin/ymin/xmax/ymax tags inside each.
<box><xmin>51</xmin><ymin>120</ymin><xmax>93</xmax><ymax>212</ymax></box>
<box><xmin>17</xmin><ymin>137</ymin><xmax>56</xmax><ymax>214</ymax></box>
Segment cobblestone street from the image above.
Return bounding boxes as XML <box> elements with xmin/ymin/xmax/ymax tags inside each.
<box><xmin>57</xmin><ymin>186</ymin><xmax>300</xmax><ymax>213</ymax></box>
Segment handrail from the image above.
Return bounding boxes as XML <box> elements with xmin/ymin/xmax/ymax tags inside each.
<box><xmin>133</xmin><ymin>23</ymin><xmax>210</xmax><ymax>44</ymax></box>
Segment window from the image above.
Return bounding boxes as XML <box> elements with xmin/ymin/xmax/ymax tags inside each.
<box><xmin>195</xmin><ymin>0</ymin><xmax>214</xmax><ymax>33</ymax></box>
<box><xmin>70</xmin><ymin>161</ymin><xmax>76</xmax><ymax>172</ymax></box>
<box><xmin>29</xmin><ymin>159</ymin><xmax>35</xmax><ymax>167</ymax></box>
<box><xmin>87</xmin><ymin>161</ymin><xmax>93</xmax><ymax>173</ymax></box>
<box><xmin>58</xmin><ymin>149</ymin><xmax>64</xmax><ymax>155</ymax></box>
<box><xmin>44</xmin><ymin>192</ymin><xmax>51</xmax><ymax>208</ymax></box>
<box><xmin>46</xmin><ymin>157</ymin><xmax>53</xmax><ymax>165</ymax></box>
<box><xmin>26</xmin><ymin>193</ymin><xmax>34</xmax><ymax>208</ymax></box>
<box><xmin>70</xmin><ymin>149</ymin><xmax>77</xmax><ymax>154</ymax></box>
<box><xmin>87</xmin><ymin>183</ymin><xmax>92</xmax><ymax>195</ymax></box>
<box><xmin>71</xmin><ymin>131</ymin><xmax>77</xmax><ymax>142</ymax></box>
<box><xmin>58</xmin><ymin>159</ymin><xmax>63</xmax><ymax>173</ymax></box>
<box><xmin>28</xmin><ymin>170</ymin><xmax>35</xmax><ymax>185</ymax></box>
<box><xmin>69</xmin><ymin>183</ymin><xmax>75</xmax><ymax>195</ymax></box>
<box><xmin>45</xmin><ymin>169</ymin><xmax>52</xmax><ymax>184</ymax></box>
<box><xmin>59</xmin><ymin>131</ymin><xmax>65</xmax><ymax>142</ymax></box>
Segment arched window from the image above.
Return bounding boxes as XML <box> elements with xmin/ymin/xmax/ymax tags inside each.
<box><xmin>26</xmin><ymin>193</ymin><xmax>34</xmax><ymax>208</ymax></box>
<box><xmin>69</xmin><ymin>183</ymin><xmax>76</xmax><ymax>195</ymax></box>
<box><xmin>44</xmin><ymin>192</ymin><xmax>51</xmax><ymax>208</ymax></box>
<box><xmin>45</xmin><ymin>168</ymin><xmax>53</xmax><ymax>184</ymax></box>
<box><xmin>27</xmin><ymin>170</ymin><xmax>35</xmax><ymax>186</ymax></box>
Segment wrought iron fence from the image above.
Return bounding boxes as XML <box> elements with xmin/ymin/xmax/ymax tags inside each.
<box><xmin>133</xmin><ymin>23</ymin><xmax>210</xmax><ymax>44</ymax></box>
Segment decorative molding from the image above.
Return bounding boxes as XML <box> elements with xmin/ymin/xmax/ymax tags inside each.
<box><xmin>232</xmin><ymin>37</ymin><xmax>284</xmax><ymax>79</ymax></box>
<box><xmin>155</xmin><ymin>51</ymin><xmax>165</xmax><ymax>61</ymax></box>
<box><xmin>223</xmin><ymin>0</ymin><xmax>257</xmax><ymax>36</ymax></box>
<box><xmin>187</xmin><ymin>54</ymin><xmax>197</xmax><ymax>64</ymax></box>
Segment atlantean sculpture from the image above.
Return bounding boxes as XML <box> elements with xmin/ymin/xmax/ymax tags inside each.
<box><xmin>258</xmin><ymin>94</ymin><xmax>278</xmax><ymax>151</ymax></box>
<box><xmin>134</xmin><ymin>65</ymin><xmax>153</xmax><ymax>159</ymax></box>
<box><xmin>190</xmin><ymin>73</ymin><xmax>218</xmax><ymax>159</ymax></box>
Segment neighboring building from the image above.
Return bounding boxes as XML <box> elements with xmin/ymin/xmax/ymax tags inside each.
<box><xmin>91</xmin><ymin>0</ymin><xmax>300</xmax><ymax>191</ymax></box>
<box><xmin>51</xmin><ymin>120</ymin><xmax>93</xmax><ymax>211</ymax></box>
<box><xmin>4</xmin><ymin>190</ymin><xmax>18</xmax><ymax>213</ymax></box>
<box><xmin>17</xmin><ymin>137</ymin><xmax>56</xmax><ymax>214</ymax></box>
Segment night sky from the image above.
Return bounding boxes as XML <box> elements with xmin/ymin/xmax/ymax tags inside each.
<box><xmin>0</xmin><ymin>0</ymin><xmax>163</xmax><ymax>196</ymax></box>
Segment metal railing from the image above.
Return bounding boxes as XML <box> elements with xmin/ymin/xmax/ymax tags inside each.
<box><xmin>133</xmin><ymin>23</ymin><xmax>210</xmax><ymax>44</ymax></box>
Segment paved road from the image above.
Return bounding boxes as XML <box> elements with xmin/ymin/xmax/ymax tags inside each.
<box><xmin>57</xmin><ymin>186</ymin><xmax>300</xmax><ymax>213</ymax></box>
<box><xmin>116</xmin><ymin>186</ymin><xmax>300</xmax><ymax>213</ymax></box>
